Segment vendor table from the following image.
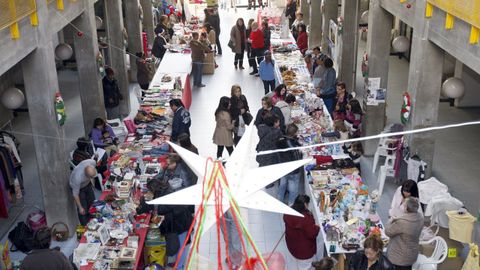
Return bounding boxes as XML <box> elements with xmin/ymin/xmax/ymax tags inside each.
<box><xmin>79</xmin><ymin>191</ymin><xmax>151</xmax><ymax>270</ymax></box>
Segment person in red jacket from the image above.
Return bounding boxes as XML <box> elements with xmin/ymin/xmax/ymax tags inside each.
<box><xmin>296</xmin><ymin>23</ymin><xmax>308</xmax><ymax>55</ymax></box>
<box><xmin>283</xmin><ymin>194</ymin><xmax>320</xmax><ymax>270</ymax></box>
<box><xmin>248</xmin><ymin>22</ymin><xmax>265</xmax><ymax>75</ymax></box>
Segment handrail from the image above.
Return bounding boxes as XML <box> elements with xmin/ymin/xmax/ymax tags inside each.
<box><xmin>0</xmin><ymin>0</ymin><xmax>38</xmax><ymax>39</ymax></box>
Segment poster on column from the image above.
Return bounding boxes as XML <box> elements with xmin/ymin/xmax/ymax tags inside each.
<box><xmin>365</xmin><ymin>77</ymin><xmax>386</xmax><ymax>106</ymax></box>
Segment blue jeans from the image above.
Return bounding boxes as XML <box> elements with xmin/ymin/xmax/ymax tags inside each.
<box><xmin>192</xmin><ymin>61</ymin><xmax>203</xmax><ymax>86</ymax></box>
<box><xmin>221</xmin><ymin>210</ymin><xmax>243</xmax><ymax>267</ymax></box>
<box><xmin>174</xmin><ymin>231</ymin><xmax>189</xmax><ymax>269</ymax></box>
<box><xmin>277</xmin><ymin>173</ymin><xmax>300</xmax><ymax>205</ymax></box>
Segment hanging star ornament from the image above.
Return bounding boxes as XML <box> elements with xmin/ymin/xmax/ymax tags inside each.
<box><xmin>148</xmin><ymin>124</ymin><xmax>313</xmax><ymax>233</ymax></box>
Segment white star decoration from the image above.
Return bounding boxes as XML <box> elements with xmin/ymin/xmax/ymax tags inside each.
<box><xmin>148</xmin><ymin>124</ymin><xmax>313</xmax><ymax>233</ymax></box>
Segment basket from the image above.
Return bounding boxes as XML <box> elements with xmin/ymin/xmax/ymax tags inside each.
<box><xmin>51</xmin><ymin>222</ymin><xmax>69</xmax><ymax>242</ymax></box>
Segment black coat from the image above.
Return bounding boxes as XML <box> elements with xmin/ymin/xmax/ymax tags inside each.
<box><xmin>207</xmin><ymin>14</ymin><xmax>221</xmax><ymax>35</ymax></box>
<box><xmin>230</xmin><ymin>95</ymin><xmax>250</xmax><ymax>127</ymax></box>
<box><xmin>102</xmin><ymin>77</ymin><xmax>122</xmax><ymax>108</ymax></box>
<box><xmin>152</xmin><ymin>35</ymin><xmax>167</xmax><ymax>59</ymax></box>
<box><xmin>263</xmin><ymin>28</ymin><xmax>271</xmax><ymax>50</ymax></box>
<box><xmin>254</xmin><ymin>107</ymin><xmax>285</xmax><ymax>131</ymax></box>
<box><xmin>349</xmin><ymin>251</ymin><xmax>394</xmax><ymax>270</ymax></box>
<box><xmin>285</xmin><ymin>2</ymin><xmax>297</xmax><ymax>20</ymax></box>
<box><xmin>256</xmin><ymin>124</ymin><xmax>282</xmax><ymax>167</ymax></box>
<box><xmin>276</xmin><ymin>136</ymin><xmax>302</xmax><ymax>175</ymax></box>
<box><xmin>171</xmin><ymin>106</ymin><xmax>191</xmax><ymax>141</ymax></box>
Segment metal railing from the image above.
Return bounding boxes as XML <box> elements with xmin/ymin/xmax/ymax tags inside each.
<box><xmin>0</xmin><ymin>0</ymin><xmax>38</xmax><ymax>39</ymax></box>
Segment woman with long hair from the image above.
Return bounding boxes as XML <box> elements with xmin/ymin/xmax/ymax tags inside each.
<box><xmin>259</xmin><ymin>51</ymin><xmax>276</xmax><ymax>94</ymax></box>
<box><xmin>230</xmin><ymin>18</ymin><xmax>247</xmax><ymax>69</ymax></box>
<box><xmin>349</xmin><ymin>234</ymin><xmax>393</xmax><ymax>270</ymax></box>
<box><xmin>213</xmin><ymin>96</ymin><xmax>235</xmax><ymax>158</ymax></box>
<box><xmin>283</xmin><ymin>194</ymin><xmax>320</xmax><ymax>269</ymax></box>
<box><xmin>271</xmin><ymin>84</ymin><xmax>287</xmax><ymax>105</ymax></box>
<box><xmin>296</xmin><ymin>23</ymin><xmax>308</xmax><ymax>54</ymax></box>
<box><xmin>345</xmin><ymin>99</ymin><xmax>363</xmax><ymax>138</ymax></box>
<box><xmin>230</xmin><ymin>85</ymin><xmax>251</xmax><ymax>145</ymax></box>
<box><xmin>389</xmin><ymin>179</ymin><xmax>423</xmax><ymax>218</ymax></box>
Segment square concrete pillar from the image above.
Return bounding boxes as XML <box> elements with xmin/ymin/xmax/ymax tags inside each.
<box><xmin>104</xmin><ymin>0</ymin><xmax>130</xmax><ymax>117</ymax></box>
<box><xmin>406</xmin><ymin>0</ymin><xmax>444</xmax><ymax>178</ymax></box>
<box><xmin>141</xmin><ymin>0</ymin><xmax>155</xmax><ymax>49</ymax></box>
<box><xmin>337</xmin><ymin>0</ymin><xmax>359</xmax><ymax>90</ymax></box>
<box><xmin>362</xmin><ymin>0</ymin><xmax>393</xmax><ymax>156</ymax></box>
<box><xmin>21</xmin><ymin>1</ymin><xmax>77</xmax><ymax>235</ymax></box>
<box><xmin>321</xmin><ymin>0</ymin><xmax>338</xmax><ymax>54</ymax></box>
<box><xmin>124</xmin><ymin>0</ymin><xmax>143</xmax><ymax>82</ymax></box>
<box><xmin>73</xmin><ymin>2</ymin><xmax>106</xmax><ymax>135</ymax></box>
<box><xmin>308</xmin><ymin>0</ymin><xmax>322</xmax><ymax>48</ymax></box>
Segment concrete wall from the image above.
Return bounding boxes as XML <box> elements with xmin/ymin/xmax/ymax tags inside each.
<box><xmin>380</xmin><ymin>0</ymin><xmax>415</xmax><ymax>27</ymax></box>
<box><xmin>455</xmin><ymin>65</ymin><xmax>480</xmax><ymax>107</ymax></box>
<box><xmin>0</xmin><ymin>0</ymin><xmax>86</xmax><ymax>77</ymax></box>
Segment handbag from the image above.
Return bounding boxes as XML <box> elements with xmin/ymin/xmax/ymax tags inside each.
<box><xmin>242</xmin><ymin>112</ymin><xmax>253</xmax><ymax>125</ymax></box>
<box><xmin>51</xmin><ymin>222</ymin><xmax>70</xmax><ymax>242</ymax></box>
<box><xmin>228</xmin><ymin>39</ymin><xmax>236</xmax><ymax>51</ymax></box>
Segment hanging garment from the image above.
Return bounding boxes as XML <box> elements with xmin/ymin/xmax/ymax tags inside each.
<box><xmin>425</xmin><ymin>193</ymin><xmax>463</xmax><ymax>228</ymax></box>
<box><xmin>417</xmin><ymin>177</ymin><xmax>449</xmax><ymax>204</ymax></box>
<box><xmin>0</xmin><ymin>173</ymin><xmax>9</xmax><ymax>218</ymax></box>
<box><xmin>407</xmin><ymin>155</ymin><xmax>427</xmax><ymax>182</ymax></box>
<box><xmin>2</xmin><ymin>136</ymin><xmax>20</xmax><ymax>163</ymax></box>
<box><xmin>446</xmin><ymin>210</ymin><xmax>476</xmax><ymax>244</ymax></box>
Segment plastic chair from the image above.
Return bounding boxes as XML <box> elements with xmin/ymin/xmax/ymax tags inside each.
<box><xmin>372</xmin><ymin>137</ymin><xmax>398</xmax><ymax>173</ymax></box>
<box><xmin>377</xmin><ymin>164</ymin><xmax>396</xmax><ymax>196</ymax></box>
<box><xmin>107</xmin><ymin>118</ymin><xmax>128</xmax><ymax>139</ymax></box>
<box><xmin>412</xmin><ymin>236</ymin><xmax>448</xmax><ymax>270</ymax></box>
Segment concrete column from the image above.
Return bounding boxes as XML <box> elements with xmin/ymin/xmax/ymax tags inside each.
<box><xmin>21</xmin><ymin>1</ymin><xmax>77</xmax><ymax>234</ymax></box>
<box><xmin>140</xmin><ymin>0</ymin><xmax>155</xmax><ymax>49</ymax></box>
<box><xmin>308</xmin><ymin>0</ymin><xmax>322</xmax><ymax>48</ymax></box>
<box><xmin>362</xmin><ymin>0</ymin><xmax>393</xmax><ymax>156</ymax></box>
<box><xmin>104</xmin><ymin>0</ymin><xmax>130</xmax><ymax>116</ymax></box>
<box><xmin>73</xmin><ymin>2</ymin><xmax>106</xmax><ymax>135</ymax></box>
<box><xmin>321</xmin><ymin>0</ymin><xmax>338</xmax><ymax>53</ymax></box>
<box><xmin>337</xmin><ymin>0</ymin><xmax>359</xmax><ymax>90</ymax></box>
<box><xmin>300</xmin><ymin>0</ymin><xmax>310</xmax><ymax>24</ymax></box>
<box><xmin>124</xmin><ymin>0</ymin><xmax>143</xmax><ymax>82</ymax></box>
<box><xmin>406</xmin><ymin>0</ymin><xmax>444</xmax><ymax>178</ymax></box>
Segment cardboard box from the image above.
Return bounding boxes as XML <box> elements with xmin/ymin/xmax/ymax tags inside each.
<box><xmin>203</xmin><ymin>52</ymin><xmax>215</xmax><ymax>75</ymax></box>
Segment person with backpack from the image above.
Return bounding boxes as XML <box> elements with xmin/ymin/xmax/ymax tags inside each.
<box><xmin>20</xmin><ymin>227</ymin><xmax>74</xmax><ymax>270</ymax></box>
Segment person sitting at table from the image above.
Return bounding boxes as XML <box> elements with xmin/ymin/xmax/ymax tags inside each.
<box><xmin>89</xmin><ymin>117</ymin><xmax>118</xmax><ymax>150</ymax></box>
<box><xmin>385</xmin><ymin>197</ymin><xmax>424</xmax><ymax>270</ymax></box>
<box><xmin>283</xmin><ymin>194</ymin><xmax>320</xmax><ymax>270</ymax></box>
<box><xmin>349</xmin><ymin>234</ymin><xmax>394</xmax><ymax>270</ymax></box>
<box><xmin>169</xmin><ymin>99</ymin><xmax>191</xmax><ymax>142</ymax></box>
<box><xmin>20</xmin><ymin>227</ymin><xmax>74</xmax><ymax>270</ymax></box>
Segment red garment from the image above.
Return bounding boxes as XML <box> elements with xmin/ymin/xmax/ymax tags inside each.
<box><xmin>297</xmin><ymin>32</ymin><xmax>308</xmax><ymax>54</ymax></box>
<box><xmin>250</xmin><ymin>29</ymin><xmax>265</xmax><ymax>49</ymax></box>
<box><xmin>283</xmin><ymin>211</ymin><xmax>319</xmax><ymax>260</ymax></box>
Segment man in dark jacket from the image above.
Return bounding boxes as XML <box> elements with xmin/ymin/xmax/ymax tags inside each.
<box><xmin>205</xmin><ymin>8</ymin><xmax>222</xmax><ymax>55</ymax></box>
<box><xmin>285</xmin><ymin>0</ymin><xmax>297</xmax><ymax>29</ymax></box>
<box><xmin>276</xmin><ymin>124</ymin><xmax>302</xmax><ymax>205</ymax></box>
<box><xmin>102</xmin><ymin>67</ymin><xmax>123</xmax><ymax>119</ymax></box>
<box><xmin>169</xmin><ymin>99</ymin><xmax>191</xmax><ymax>142</ymax></box>
<box><xmin>20</xmin><ymin>228</ymin><xmax>74</xmax><ymax>270</ymax></box>
<box><xmin>256</xmin><ymin>114</ymin><xmax>282</xmax><ymax>167</ymax></box>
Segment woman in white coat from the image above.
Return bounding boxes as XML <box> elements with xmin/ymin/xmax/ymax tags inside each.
<box><xmin>389</xmin><ymin>179</ymin><xmax>423</xmax><ymax>218</ymax></box>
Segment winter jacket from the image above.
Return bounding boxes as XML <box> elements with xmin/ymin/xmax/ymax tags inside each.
<box><xmin>206</xmin><ymin>13</ymin><xmax>221</xmax><ymax>35</ymax></box>
<box><xmin>285</xmin><ymin>2</ymin><xmax>297</xmax><ymax>21</ymax></box>
<box><xmin>385</xmin><ymin>212</ymin><xmax>424</xmax><ymax>266</ymax></box>
<box><xmin>263</xmin><ymin>27</ymin><xmax>271</xmax><ymax>50</ymax></box>
<box><xmin>212</xmin><ymin>111</ymin><xmax>235</xmax><ymax>147</ymax></box>
<box><xmin>171</xmin><ymin>106</ymin><xmax>191</xmax><ymax>141</ymax></box>
<box><xmin>275</xmin><ymin>101</ymin><xmax>291</xmax><ymax>125</ymax></box>
<box><xmin>276</xmin><ymin>136</ymin><xmax>302</xmax><ymax>175</ymax></box>
<box><xmin>254</xmin><ymin>107</ymin><xmax>285</xmax><ymax>131</ymax></box>
<box><xmin>20</xmin><ymin>249</ymin><xmax>74</xmax><ymax>270</ymax></box>
<box><xmin>136</xmin><ymin>59</ymin><xmax>150</xmax><ymax>86</ymax></box>
<box><xmin>250</xmin><ymin>29</ymin><xmax>265</xmax><ymax>50</ymax></box>
<box><xmin>230</xmin><ymin>25</ymin><xmax>247</xmax><ymax>54</ymax></box>
<box><xmin>190</xmin><ymin>40</ymin><xmax>209</xmax><ymax>62</ymax></box>
<box><xmin>102</xmin><ymin>77</ymin><xmax>123</xmax><ymax>108</ymax></box>
<box><xmin>296</xmin><ymin>32</ymin><xmax>308</xmax><ymax>54</ymax></box>
<box><xmin>349</xmin><ymin>251</ymin><xmax>394</xmax><ymax>270</ymax></box>
<box><xmin>255</xmin><ymin>124</ymin><xmax>282</xmax><ymax>167</ymax></box>
<box><xmin>320</xmin><ymin>67</ymin><xmax>337</xmax><ymax>97</ymax></box>
<box><xmin>152</xmin><ymin>35</ymin><xmax>167</xmax><ymax>59</ymax></box>
<box><xmin>259</xmin><ymin>60</ymin><xmax>275</xmax><ymax>81</ymax></box>
<box><xmin>230</xmin><ymin>95</ymin><xmax>250</xmax><ymax>127</ymax></box>
<box><xmin>283</xmin><ymin>210</ymin><xmax>319</xmax><ymax>260</ymax></box>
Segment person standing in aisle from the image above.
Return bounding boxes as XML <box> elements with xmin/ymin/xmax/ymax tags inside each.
<box><xmin>296</xmin><ymin>23</ymin><xmax>308</xmax><ymax>54</ymax></box>
<box><xmin>283</xmin><ymin>194</ymin><xmax>320</xmax><ymax>269</ymax></box>
<box><xmin>170</xmin><ymin>99</ymin><xmax>191</xmax><ymax>142</ymax></box>
<box><xmin>275</xmin><ymin>93</ymin><xmax>295</xmax><ymax>126</ymax></box>
<box><xmin>254</xmin><ymin>96</ymin><xmax>285</xmax><ymax>131</ymax></box>
<box><xmin>259</xmin><ymin>51</ymin><xmax>276</xmax><ymax>93</ymax></box>
<box><xmin>262</xmin><ymin>20</ymin><xmax>271</xmax><ymax>51</ymax></box>
<box><xmin>277</xmin><ymin>124</ymin><xmax>303</xmax><ymax>205</ymax></box>
<box><xmin>248</xmin><ymin>22</ymin><xmax>265</xmax><ymax>76</ymax></box>
<box><xmin>135</xmin><ymin>52</ymin><xmax>151</xmax><ymax>93</ymax></box>
<box><xmin>319</xmin><ymin>58</ymin><xmax>337</xmax><ymax>115</ymax></box>
<box><xmin>204</xmin><ymin>23</ymin><xmax>217</xmax><ymax>53</ymax></box>
<box><xmin>190</xmin><ymin>32</ymin><xmax>210</xmax><ymax>87</ymax></box>
<box><xmin>386</xmin><ymin>197</ymin><xmax>424</xmax><ymax>270</ymax></box>
<box><xmin>285</xmin><ymin>0</ymin><xmax>297</xmax><ymax>29</ymax></box>
<box><xmin>256</xmin><ymin>114</ymin><xmax>283</xmax><ymax>167</ymax></box>
<box><xmin>151</xmin><ymin>28</ymin><xmax>168</xmax><ymax>62</ymax></box>
<box><xmin>69</xmin><ymin>159</ymin><xmax>97</xmax><ymax>225</ymax></box>
<box><xmin>313</xmin><ymin>54</ymin><xmax>326</xmax><ymax>90</ymax></box>
<box><xmin>102</xmin><ymin>67</ymin><xmax>123</xmax><ymax>119</ymax></box>
<box><xmin>246</xmin><ymin>19</ymin><xmax>256</xmax><ymax>71</ymax></box>
<box><xmin>291</xmin><ymin>12</ymin><xmax>304</xmax><ymax>40</ymax></box>
<box><xmin>213</xmin><ymin>96</ymin><xmax>235</xmax><ymax>159</ymax></box>
<box><xmin>230</xmin><ymin>18</ymin><xmax>247</xmax><ymax>69</ymax></box>
<box><xmin>230</xmin><ymin>85</ymin><xmax>251</xmax><ymax>145</ymax></box>
<box><xmin>206</xmin><ymin>8</ymin><xmax>222</xmax><ymax>55</ymax></box>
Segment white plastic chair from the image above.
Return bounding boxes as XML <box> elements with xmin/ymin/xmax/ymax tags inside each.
<box><xmin>107</xmin><ymin>118</ymin><xmax>128</xmax><ymax>139</ymax></box>
<box><xmin>412</xmin><ymin>236</ymin><xmax>448</xmax><ymax>270</ymax></box>
<box><xmin>377</xmin><ymin>165</ymin><xmax>396</xmax><ymax>196</ymax></box>
<box><xmin>372</xmin><ymin>137</ymin><xmax>398</xmax><ymax>173</ymax></box>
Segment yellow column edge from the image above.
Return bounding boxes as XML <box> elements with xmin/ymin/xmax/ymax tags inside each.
<box><xmin>57</xmin><ymin>0</ymin><xmax>64</xmax><ymax>10</ymax></box>
<box><xmin>470</xmin><ymin>26</ymin><xmax>480</xmax><ymax>44</ymax></box>
<box><xmin>425</xmin><ymin>2</ymin><xmax>433</xmax><ymax>18</ymax></box>
<box><xmin>445</xmin><ymin>13</ymin><xmax>454</xmax><ymax>30</ymax></box>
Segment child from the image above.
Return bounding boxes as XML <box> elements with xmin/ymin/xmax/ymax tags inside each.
<box><xmin>102</xmin><ymin>130</ymin><xmax>114</xmax><ymax>145</ymax></box>
<box><xmin>101</xmin><ymin>130</ymin><xmax>118</xmax><ymax>156</ymax></box>
<box><xmin>259</xmin><ymin>51</ymin><xmax>275</xmax><ymax>94</ymax></box>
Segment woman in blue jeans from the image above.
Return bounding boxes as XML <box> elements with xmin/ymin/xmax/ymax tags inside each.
<box><xmin>276</xmin><ymin>123</ymin><xmax>303</xmax><ymax>205</ymax></box>
<box><xmin>319</xmin><ymin>58</ymin><xmax>337</xmax><ymax>116</ymax></box>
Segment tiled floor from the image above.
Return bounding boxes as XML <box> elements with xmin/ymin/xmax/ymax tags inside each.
<box><xmin>1</xmin><ymin>4</ymin><xmax>479</xmax><ymax>268</ymax></box>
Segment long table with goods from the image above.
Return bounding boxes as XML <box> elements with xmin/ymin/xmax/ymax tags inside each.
<box><xmin>265</xmin><ymin>13</ymin><xmax>387</xmax><ymax>270</ymax></box>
